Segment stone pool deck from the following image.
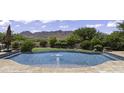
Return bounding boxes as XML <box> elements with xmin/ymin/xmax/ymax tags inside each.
<box><xmin>0</xmin><ymin>59</ymin><xmax>124</xmax><ymax>73</ymax></box>
<box><xmin>109</xmin><ymin>51</ymin><xmax>124</xmax><ymax>57</ymax></box>
<box><xmin>0</xmin><ymin>51</ymin><xmax>124</xmax><ymax>73</ymax></box>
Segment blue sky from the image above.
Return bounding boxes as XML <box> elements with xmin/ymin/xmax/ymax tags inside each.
<box><xmin>0</xmin><ymin>20</ymin><xmax>123</xmax><ymax>34</ymax></box>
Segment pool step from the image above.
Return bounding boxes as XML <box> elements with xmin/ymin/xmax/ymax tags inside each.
<box><xmin>103</xmin><ymin>53</ymin><xmax>124</xmax><ymax>61</ymax></box>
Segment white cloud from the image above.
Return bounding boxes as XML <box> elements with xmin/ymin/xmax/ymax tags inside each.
<box><xmin>0</xmin><ymin>20</ymin><xmax>11</xmax><ymax>31</ymax></box>
<box><xmin>41</xmin><ymin>25</ymin><xmax>47</xmax><ymax>28</ymax></box>
<box><xmin>59</xmin><ymin>25</ymin><xmax>69</xmax><ymax>28</ymax></box>
<box><xmin>59</xmin><ymin>20</ymin><xmax>64</xmax><ymax>22</ymax></box>
<box><xmin>0</xmin><ymin>20</ymin><xmax>33</xmax><ymax>26</ymax></box>
<box><xmin>0</xmin><ymin>20</ymin><xmax>11</xmax><ymax>26</ymax></box>
<box><xmin>31</xmin><ymin>30</ymin><xmax>40</xmax><ymax>33</ymax></box>
<box><xmin>18</xmin><ymin>20</ymin><xmax>33</xmax><ymax>24</ymax></box>
<box><xmin>107</xmin><ymin>20</ymin><xmax>123</xmax><ymax>27</ymax></box>
<box><xmin>86</xmin><ymin>24</ymin><xmax>103</xmax><ymax>28</ymax></box>
<box><xmin>59</xmin><ymin>20</ymin><xmax>78</xmax><ymax>22</ymax></box>
<box><xmin>40</xmin><ymin>20</ymin><xmax>56</xmax><ymax>24</ymax></box>
<box><xmin>107</xmin><ymin>21</ymin><xmax>116</xmax><ymax>27</ymax></box>
<box><xmin>15</xmin><ymin>24</ymin><xmax>20</xmax><ymax>27</ymax></box>
<box><xmin>15</xmin><ymin>20</ymin><xmax>55</xmax><ymax>24</ymax></box>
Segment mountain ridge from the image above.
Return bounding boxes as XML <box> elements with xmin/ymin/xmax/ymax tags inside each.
<box><xmin>20</xmin><ymin>30</ymin><xmax>73</xmax><ymax>39</ymax></box>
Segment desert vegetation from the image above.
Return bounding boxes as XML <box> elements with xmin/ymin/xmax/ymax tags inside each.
<box><xmin>0</xmin><ymin>21</ymin><xmax>124</xmax><ymax>52</ymax></box>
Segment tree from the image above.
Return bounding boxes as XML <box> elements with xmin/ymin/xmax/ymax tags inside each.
<box><xmin>49</xmin><ymin>37</ymin><xmax>57</xmax><ymax>47</ymax></box>
<box><xmin>12</xmin><ymin>34</ymin><xmax>26</xmax><ymax>41</ymax></box>
<box><xmin>3</xmin><ymin>25</ymin><xmax>12</xmax><ymax>51</ymax></box>
<box><xmin>40</xmin><ymin>39</ymin><xmax>47</xmax><ymax>47</ymax></box>
<box><xmin>55</xmin><ymin>40</ymin><xmax>68</xmax><ymax>48</ymax></box>
<box><xmin>94</xmin><ymin>44</ymin><xmax>103</xmax><ymax>52</ymax></box>
<box><xmin>0</xmin><ymin>32</ymin><xmax>4</xmax><ymax>42</ymax></box>
<box><xmin>12</xmin><ymin>41</ymin><xmax>20</xmax><ymax>50</ymax></box>
<box><xmin>103</xmin><ymin>33</ymin><xmax>122</xmax><ymax>50</ymax></box>
<box><xmin>114</xmin><ymin>22</ymin><xmax>124</xmax><ymax>49</ymax></box>
<box><xmin>111</xmin><ymin>31</ymin><xmax>124</xmax><ymax>50</ymax></box>
<box><xmin>91</xmin><ymin>37</ymin><xmax>102</xmax><ymax>46</ymax></box>
<box><xmin>80</xmin><ymin>40</ymin><xmax>91</xmax><ymax>50</ymax></box>
<box><xmin>94</xmin><ymin>31</ymin><xmax>107</xmax><ymax>40</ymax></box>
<box><xmin>66</xmin><ymin>34</ymin><xmax>79</xmax><ymax>48</ymax></box>
<box><xmin>21</xmin><ymin>40</ymin><xmax>34</xmax><ymax>52</ymax></box>
<box><xmin>73</xmin><ymin>27</ymin><xmax>97</xmax><ymax>40</ymax></box>
<box><xmin>117</xmin><ymin>21</ymin><xmax>124</xmax><ymax>31</ymax></box>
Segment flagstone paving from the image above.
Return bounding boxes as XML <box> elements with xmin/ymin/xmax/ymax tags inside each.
<box><xmin>0</xmin><ymin>59</ymin><xmax>124</xmax><ymax>73</ymax></box>
<box><xmin>109</xmin><ymin>51</ymin><xmax>124</xmax><ymax>57</ymax></box>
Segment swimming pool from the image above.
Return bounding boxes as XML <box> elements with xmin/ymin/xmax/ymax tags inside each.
<box><xmin>8</xmin><ymin>52</ymin><xmax>119</xmax><ymax>67</ymax></box>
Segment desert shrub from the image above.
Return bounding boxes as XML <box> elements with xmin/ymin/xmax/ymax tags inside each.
<box><xmin>91</xmin><ymin>38</ymin><xmax>102</xmax><ymax>46</ymax></box>
<box><xmin>80</xmin><ymin>40</ymin><xmax>91</xmax><ymax>50</ymax></box>
<box><xmin>55</xmin><ymin>40</ymin><xmax>68</xmax><ymax>48</ymax></box>
<box><xmin>73</xmin><ymin>27</ymin><xmax>97</xmax><ymax>40</ymax></box>
<box><xmin>66</xmin><ymin>34</ymin><xmax>80</xmax><ymax>48</ymax></box>
<box><xmin>12</xmin><ymin>41</ymin><xmax>20</xmax><ymax>50</ymax></box>
<box><xmin>94</xmin><ymin>44</ymin><xmax>103</xmax><ymax>52</ymax></box>
<box><xmin>21</xmin><ymin>40</ymin><xmax>34</xmax><ymax>52</ymax></box>
<box><xmin>40</xmin><ymin>39</ymin><xmax>47</xmax><ymax>47</ymax></box>
<box><xmin>49</xmin><ymin>37</ymin><xmax>57</xmax><ymax>47</ymax></box>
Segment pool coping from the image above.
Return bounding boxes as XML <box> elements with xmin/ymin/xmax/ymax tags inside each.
<box><xmin>4</xmin><ymin>50</ymin><xmax>123</xmax><ymax>61</ymax></box>
<box><xmin>3</xmin><ymin>50</ymin><xmax>103</xmax><ymax>59</ymax></box>
<box><xmin>4</xmin><ymin>50</ymin><xmax>123</xmax><ymax>67</ymax></box>
<box><xmin>104</xmin><ymin>52</ymin><xmax>124</xmax><ymax>60</ymax></box>
<box><xmin>23</xmin><ymin>51</ymin><xmax>124</xmax><ymax>61</ymax></box>
<box><xmin>25</xmin><ymin>50</ymin><xmax>103</xmax><ymax>54</ymax></box>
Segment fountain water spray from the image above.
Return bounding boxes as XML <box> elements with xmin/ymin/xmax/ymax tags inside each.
<box><xmin>51</xmin><ymin>53</ymin><xmax>62</xmax><ymax>67</ymax></box>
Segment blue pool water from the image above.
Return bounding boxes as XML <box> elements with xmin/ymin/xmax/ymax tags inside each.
<box><xmin>8</xmin><ymin>52</ymin><xmax>118</xmax><ymax>67</ymax></box>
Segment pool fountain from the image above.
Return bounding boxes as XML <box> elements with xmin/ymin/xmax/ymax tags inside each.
<box><xmin>51</xmin><ymin>53</ymin><xmax>62</xmax><ymax>67</ymax></box>
<box><xmin>7</xmin><ymin>52</ymin><xmax>119</xmax><ymax>67</ymax></box>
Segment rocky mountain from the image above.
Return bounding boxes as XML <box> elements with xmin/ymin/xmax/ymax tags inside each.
<box><xmin>20</xmin><ymin>30</ymin><xmax>73</xmax><ymax>39</ymax></box>
<box><xmin>20</xmin><ymin>31</ymin><xmax>33</xmax><ymax>36</ymax></box>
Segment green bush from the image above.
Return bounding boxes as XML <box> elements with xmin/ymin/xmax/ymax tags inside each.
<box><xmin>102</xmin><ymin>31</ymin><xmax>124</xmax><ymax>50</ymax></box>
<box><xmin>21</xmin><ymin>40</ymin><xmax>34</xmax><ymax>52</ymax></box>
<box><xmin>55</xmin><ymin>40</ymin><xmax>68</xmax><ymax>48</ymax></box>
<box><xmin>91</xmin><ymin>38</ymin><xmax>102</xmax><ymax>46</ymax></box>
<box><xmin>94</xmin><ymin>44</ymin><xmax>103</xmax><ymax>52</ymax></box>
<box><xmin>80</xmin><ymin>40</ymin><xmax>91</xmax><ymax>50</ymax></box>
<box><xmin>40</xmin><ymin>39</ymin><xmax>47</xmax><ymax>47</ymax></box>
<box><xmin>119</xmin><ymin>41</ymin><xmax>124</xmax><ymax>50</ymax></box>
<box><xmin>12</xmin><ymin>41</ymin><xmax>20</xmax><ymax>50</ymax></box>
<box><xmin>49</xmin><ymin>37</ymin><xmax>57</xmax><ymax>47</ymax></box>
<box><xmin>66</xmin><ymin>34</ymin><xmax>80</xmax><ymax>48</ymax></box>
<box><xmin>73</xmin><ymin>27</ymin><xmax>97</xmax><ymax>40</ymax></box>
